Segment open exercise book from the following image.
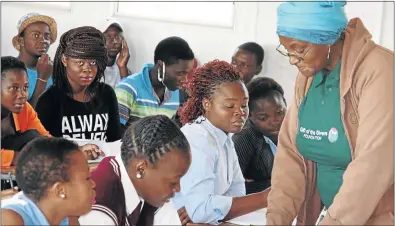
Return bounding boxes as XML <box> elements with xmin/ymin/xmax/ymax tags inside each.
<box><xmin>227</xmin><ymin>208</ymin><xmax>297</xmax><ymax>225</ymax></box>
<box><xmin>67</xmin><ymin>138</ymin><xmax>122</xmax><ymax>163</ymax></box>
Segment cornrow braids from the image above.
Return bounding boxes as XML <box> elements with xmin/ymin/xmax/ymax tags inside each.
<box><xmin>247</xmin><ymin>77</ymin><xmax>287</xmax><ymax>110</ymax></box>
<box><xmin>121</xmin><ymin>115</ymin><xmax>190</xmax><ymax>167</ymax></box>
<box><xmin>179</xmin><ymin>60</ymin><xmax>241</xmax><ymax>125</ymax></box>
<box><xmin>16</xmin><ymin>137</ymin><xmax>79</xmax><ymax>202</ymax></box>
<box><xmin>52</xmin><ymin>26</ymin><xmax>107</xmax><ymax>104</ymax></box>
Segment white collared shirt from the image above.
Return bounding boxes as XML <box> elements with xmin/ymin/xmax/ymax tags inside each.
<box><xmin>101</xmin><ymin>64</ymin><xmax>121</xmax><ymax>88</ymax></box>
<box><xmin>172</xmin><ymin>116</ymin><xmax>246</xmax><ymax>224</ymax></box>
<box><xmin>79</xmin><ymin>155</ymin><xmax>181</xmax><ymax>225</ymax></box>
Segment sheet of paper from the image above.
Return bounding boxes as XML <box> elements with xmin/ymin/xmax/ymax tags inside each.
<box><xmin>103</xmin><ymin>139</ymin><xmax>122</xmax><ymax>156</ymax></box>
<box><xmin>154</xmin><ymin>201</ymin><xmax>182</xmax><ymax>225</ymax></box>
<box><xmin>227</xmin><ymin>208</ymin><xmax>267</xmax><ymax>225</ymax></box>
<box><xmin>227</xmin><ymin>208</ymin><xmax>297</xmax><ymax>225</ymax></box>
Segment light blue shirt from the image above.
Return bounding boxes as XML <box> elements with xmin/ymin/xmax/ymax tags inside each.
<box><xmin>263</xmin><ymin>136</ymin><xmax>277</xmax><ymax>155</ymax></box>
<box><xmin>1</xmin><ymin>191</ymin><xmax>69</xmax><ymax>225</ymax></box>
<box><xmin>27</xmin><ymin>68</ymin><xmax>53</xmax><ymax>100</ymax></box>
<box><xmin>172</xmin><ymin>116</ymin><xmax>245</xmax><ymax>224</ymax></box>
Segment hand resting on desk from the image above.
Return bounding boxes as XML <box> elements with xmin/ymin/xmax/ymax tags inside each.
<box><xmin>80</xmin><ymin>144</ymin><xmax>105</xmax><ymax>160</ymax></box>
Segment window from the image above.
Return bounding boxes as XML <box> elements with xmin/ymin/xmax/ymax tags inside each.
<box><xmin>13</xmin><ymin>0</ymin><xmax>71</xmax><ymax>10</ymax></box>
<box><xmin>115</xmin><ymin>2</ymin><xmax>235</xmax><ymax>28</ymax></box>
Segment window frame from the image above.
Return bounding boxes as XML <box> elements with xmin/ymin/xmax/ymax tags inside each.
<box><xmin>113</xmin><ymin>1</ymin><xmax>235</xmax><ymax>28</ymax></box>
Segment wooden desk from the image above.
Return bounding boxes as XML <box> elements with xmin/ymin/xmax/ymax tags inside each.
<box><xmin>1</xmin><ymin>167</ymin><xmax>16</xmax><ymax>175</ymax></box>
<box><xmin>0</xmin><ymin>168</ymin><xmax>16</xmax><ymax>188</ymax></box>
<box><xmin>1</xmin><ymin>162</ymin><xmax>100</xmax><ymax>189</ymax></box>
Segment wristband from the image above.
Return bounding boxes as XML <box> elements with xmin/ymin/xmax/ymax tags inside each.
<box><xmin>38</xmin><ymin>78</ymin><xmax>47</xmax><ymax>83</ymax></box>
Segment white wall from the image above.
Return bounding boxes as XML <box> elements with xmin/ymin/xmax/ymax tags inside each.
<box><xmin>1</xmin><ymin>1</ymin><xmax>393</xmax><ymax>103</ymax></box>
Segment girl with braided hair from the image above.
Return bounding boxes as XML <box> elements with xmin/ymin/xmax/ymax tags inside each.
<box><xmin>35</xmin><ymin>26</ymin><xmax>122</xmax><ymax>142</ymax></box>
<box><xmin>172</xmin><ymin>60</ymin><xmax>270</xmax><ymax>225</ymax></box>
<box><xmin>232</xmin><ymin>77</ymin><xmax>287</xmax><ymax>194</ymax></box>
<box><xmin>79</xmin><ymin>115</ymin><xmax>191</xmax><ymax>226</ymax></box>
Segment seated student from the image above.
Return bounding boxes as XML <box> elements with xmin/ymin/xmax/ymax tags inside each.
<box><xmin>1</xmin><ymin>56</ymin><xmax>49</xmax><ymax>168</ymax></box>
<box><xmin>1</xmin><ymin>137</ymin><xmax>96</xmax><ymax>226</ymax></box>
<box><xmin>115</xmin><ymin>36</ymin><xmax>195</xmax><ymax>130</ymax></box>
<box><xmin>1</xmin><ymin>56</ymin><xmax>105</xmax><ymax>170</ymax></box>
<box><xmin>13</xmin><ymin>13</ymin><xmax>57</xmax><ymax>107</ymax></box>
<box><xmin>78</xmin><ymin>115</ymin><xmax>191</xmax><ymax>226</ymax></box>
<box><xmin>232</xmin><ymin>77</ymin><xmax>287</xmax><ymax>194</ymax></box>
<box><xmin>179</xmin><ymin>58</ymin><xmax>198</xmax><ymax>104</ymax></box>
<box><xmin>36</xmin><ymin>26</ymin><xmax>122</xmax><ymax>142</ymax></box>
<box><xmin>172</xmin><ymin>58</ymin><xmax>198</xmax><ymax>127</ymax></box>
<box><xmin>100</xmin><ymin>17</ymin><xmax>132</xmax><ymax>88</ymax></box>
<box><xmin>231</xmin><ymin>42</ymin><xmax>264</xmax><ymax>84</ymax></box>
<box><xmin>173</xmin><ymin>60</ymin><xmax>270</xmax><ymax>225</ymax></box>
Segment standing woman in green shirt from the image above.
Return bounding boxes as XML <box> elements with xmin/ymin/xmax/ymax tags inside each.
<box><xmin>267</xmin><ymin>1</ymin><xmax>394</xmax><ymax>225</ymax></box>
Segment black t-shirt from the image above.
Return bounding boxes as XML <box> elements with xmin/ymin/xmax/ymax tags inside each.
<box><xmin>36</xmin><ymin>83</ymin><xmax>122</xmax><ymax>142</ymax></box>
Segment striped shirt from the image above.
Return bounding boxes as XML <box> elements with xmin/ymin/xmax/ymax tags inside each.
<box><xmin>115</xmin><ymin>63</ymin><xmax>180</xmax><ymax>125</ymax></box>
<box><xmin>232</xmin><ymin>119</ymin><xmax>275</xmax><ymax>194</ymax></box>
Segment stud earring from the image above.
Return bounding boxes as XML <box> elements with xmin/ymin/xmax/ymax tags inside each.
<box><xmin>60</xmin><ymin>193</ymin><xmax>66</xmax><ymax>199</ymax></box>
<box><xmin>136</xmin><ymin>172</ymin><xmax>142</xmax><ymax>179</ymax></box>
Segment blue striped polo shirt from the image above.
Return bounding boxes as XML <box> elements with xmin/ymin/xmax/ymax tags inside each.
<box><xmin>115</xmin><ymin>63</ymin><xmax>180</xmax><ymax>125</ymax></box>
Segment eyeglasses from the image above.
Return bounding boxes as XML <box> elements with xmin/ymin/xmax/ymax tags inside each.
<box><xmin>105</xmin><ymin>35</ymin><xmax>123</xmax><ymax>43</ymax></box>
<box><xmin>276</xmin><ymin>43</ymin><xmax>312</xmax><ymax>62</ymax></box>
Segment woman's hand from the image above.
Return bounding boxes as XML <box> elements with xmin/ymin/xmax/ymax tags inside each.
<box><xmin>80</xmin><ymin>144</ymin><xmax>105</xmax><ymax>160</ymax></box>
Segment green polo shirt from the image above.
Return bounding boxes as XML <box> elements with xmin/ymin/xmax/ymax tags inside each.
<box><xmin>296</xmin><ymin>60</ymin><xmax>352</xmax><ymax>208</ymax></box>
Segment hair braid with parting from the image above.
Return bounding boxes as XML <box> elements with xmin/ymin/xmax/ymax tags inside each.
<box><xmin>179</xmin><ymin>60</ymin><xmax>241</xmax><ymax>125</ymax></box>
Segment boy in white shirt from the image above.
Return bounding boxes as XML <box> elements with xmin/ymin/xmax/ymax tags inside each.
<box><xmin>101</xmin><ymin>17</ymin><xmax>131</xmax><ymax>88</ymax></box>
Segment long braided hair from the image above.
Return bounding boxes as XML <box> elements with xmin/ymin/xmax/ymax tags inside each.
<box><xmin>179</xmin><ymin>60</ymin><xmax>241</xmax><ymax>125</ymax></box>
<box><xmin>121</xmin><ymin>115</ymin><xmax>190</xmax><ymax>167</ymax></box>
<box><xmin>52</xmin><ymin>26</ymin><xmax>107</xmax><ymax>107</ymax></box>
